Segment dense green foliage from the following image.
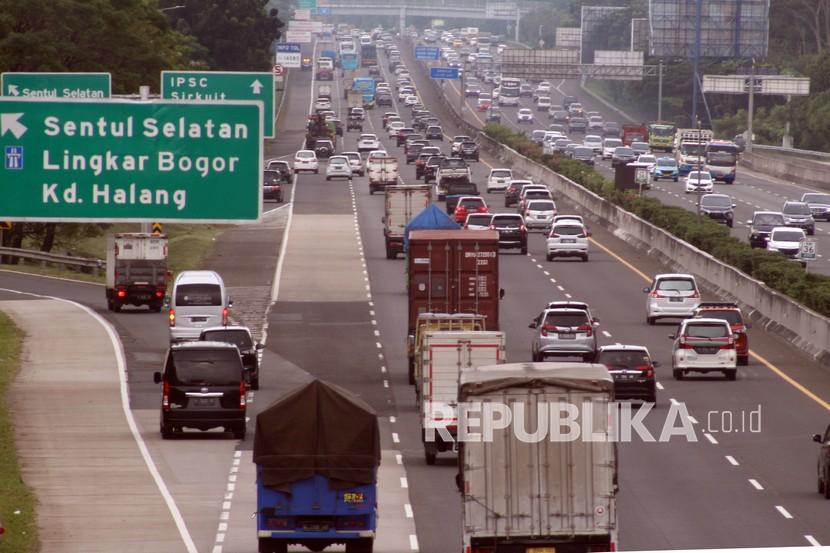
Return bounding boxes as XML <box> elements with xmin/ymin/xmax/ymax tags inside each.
<box><xmin>485</xmin><ymin>124</ymin><xmax>830</xmax><ymax>316</ymax></box>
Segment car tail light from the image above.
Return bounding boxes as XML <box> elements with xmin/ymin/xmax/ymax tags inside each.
<box><xmin>155</xmin><ymin>290</ymin><xmax>164</xmax><ymax>298</ymax></box>
<box><xmin>650</xmin><ymin>290</ymin><xmax>664</xmax><ymax>298</ymax></box>
<box><xmin>116</xmin><ymin>288</ymin><xmax>126</xmax><ymax>298</ymax></box>
<box><xmin>549</xmin><ymin>233</ymin><xmax>560</xmax><ymax>238</ymax></box>
<box><xmin>168</xmin><ymin>309</ymin><xmax>176</xmax><ymax>327</ymax></box>
<box><xmin>577</xmin><ymin>323</ymin><xmax>593</xmax><ymax>337</ymax></box>
<box><xmin>721</xmin><ymin>336</ymin><xmax>736</xmax><ymax>350</ymax></box>
<box><xmin>162</xmin><ymin>381</ymin><xmax>170</xmax><ymax>411</ymax></box>
<box><xmin>477</xmin><ymin>206</ymin><xmax>488</xmax><ymax>213</ymax></box>
<box><xmin>222</xmin><ymin>307</ymin><xmax>229</xmax><ymax>326</ymax></box>
<box><xmin>240</xmin><ymin>381</ymin><xmax>247</xmax><ymax>410</ymax></box>
<box><xmin>637</xmin><ymin>364</ymin><xmax>654</xmax><ymax>378</ymax></box>
<box><xmin>678</xmin><ymin>336</ymin><xmax>693</xmax><ymax>349</ymax></box>
<box><xmin>690</xmin><ymin>290</ymin><xmax>701</xmax><ymax>299</ymax></box>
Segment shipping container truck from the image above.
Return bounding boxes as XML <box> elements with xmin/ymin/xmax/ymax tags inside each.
<box><xmin>418</xmin><ymin>330</ymin><xmax>506</xmax><ymax>465</ymax></box>
<box><xmin>407</xmin><ymin>230</ymin><xmax>502</xmax><ymax>353</ymax></box>
<box><xmin>383</xmin><ymin>185</ymin><xmax>431</xmax><ymax>259</ymax></box>
<box><xmin>367</xmin><ymin>156</ymin><xmax>399</xmax><ymax>195</ymax></box>
<box><xmin>254</xmin><ymin>379</ymin><xmax>380</xmax><ymax>553</ymax></box>
<box><xmin>458</xmin><ymin>362</ymin><xmax>618</xmax><ymax>553</ymax></box>
<box><xmin>105</xmin><ymin>233</ymin><xmax>169</xmax><ymax>312</ymax></box>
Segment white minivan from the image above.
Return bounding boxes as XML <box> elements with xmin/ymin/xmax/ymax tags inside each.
<box><xmin>167</xmin><ymin>271</ymin><xmax>232</xmax><ymax>343</ymax></box>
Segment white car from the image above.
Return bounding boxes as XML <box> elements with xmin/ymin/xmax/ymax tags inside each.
<box><xmin>601</xmin><ymin>138</ymin><xmax>623</xmax><ymax>159</ymax></box>
<box><xmin>517</xmin><ymin>108</ymin><xmax>534</xmax><ymax>124</ymax></box>
<box><xmin>293</xmin><ymin>150</ymin><xmax>319</xmax><ymax>174</ymax></box>
<box><xmin>536</xmin><ymin>96</ymin><xmax>552</xmax><ymax>111</ymax></box>
<box><xmin>583</xmin><ymin>135</ymin><xmax>603</xmax><ymax>153</ymax></box>
<box><xmin>404</xmin><ymin>95</ymin><xmax>420</xmax><ymax>107</ymax></box>
<box><xmin>451</xmin><ymin>135</ymin><xmax>472</xmax><ymax>155</ymax></box>
<box><xmin>342</xmin><ymin>151</ymin><xmax>364</xmax><ymax>176</ymax></box>
<box><xmin>487</xmin><ymin>168</ymin><xmax>513</xmax><ymax>193</ymax></box>
<box><xmin>387</xmin><ymin>121</ymin><xmax>405</xmax><ymax>137</ymax></box>
<box><xmin>533</xmin><ymin>83</ymin><xmax>551</xmax><ymax>99</ymax></box>
<box><xmin>637</xmin><ymin>154</ymin><xmax>657</xmax><ymax>171</ymax></box>
<box><xmin>398</xmin><ymin>87</ymin><xmax>415</xmax><ymax>100</ymax></box>
<box><xmin>314</xmin><ymin>98</ymin><xmax>331</xmax><ymax>111</ymax></box>
<box><xmin>366</xmin><ymin>150</ymin><xmax>389</xmax><ymax>163</ymax></box>
<box><xmin>766</xmin><ymin>226</ymin><xmax>807</xmax><ymax>264</ymax></box>
<box><xmin>325</xmin><ymin>156</ymin><xmax>353</xmax><ymax>181</ymax></box>
<box><xmin>644</xmin><ymin>273</ymin><xmax>701</xmax><ymax>325</ymax></box>
<box><xmin>464</xmin><ymin>212</ymin><xmax>493</xmax><ymax>230</ymax></box>
<box><xmin>670</xmin><ymin>318</ymin><xmax>737</xmax><ymax>380</ymax></box>
<box><xmin>350</xmin><ymin>107</ymin><xmax>366</xmax><ymax>121</ymax></box>
<box><xmin>357</xmin><ymin>133</ymin><xmax>380</xmax><ymax>153</ymax></box>
<box><xmin>524</xmin><ymin>199</ymin><xmax>557</xmax><ymax>231</ymax></box>
<box><xmin>685</xmin><ymin>171</ymin><xmax>714</xmax><ymax>194</ymax></box>
<box><xmin>546</xmin><ymin>221</ymin><xmax>590</xmax><ymax>261</ymax></box>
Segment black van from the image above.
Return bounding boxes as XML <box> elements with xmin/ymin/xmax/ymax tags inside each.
<box><xmin>154</xmin><ymin>342</ymin><xmax>247</xmax><ymax>440</ymax></box>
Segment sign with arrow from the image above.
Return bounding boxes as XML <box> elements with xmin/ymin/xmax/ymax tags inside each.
<box><xmin>1</xmin><ymin>72</ymin><xmax>111</xmax><ymax>99</ymax></box>
<box><xmin>161</xmin><ymin>71</ymin><xmax>275</xmax><ymax>138</ymax></box>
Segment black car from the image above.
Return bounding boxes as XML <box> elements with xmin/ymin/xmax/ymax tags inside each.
<box><xmin>602</xmin><ymin>122</ymin><xmax>621</xmax><ymax>138</ymax></box>
<box><xmin>699</xmin><ymin>194</ymin><xmax>736</xmax><ymax>227</ymax></box>
<box><xmin>376</xmin><ymin>93</ymin><xmax>393</xmax><ymax>107</ymax></box>
<box><xmin>611</xmin><ymin>147</ymin><xmax>637</xmax><ymax>167</ymax></box>
<box><xmin>313</xmin><ymin>139</ymin><xmax>334</xmax><ymax>158</ymax></box>
<box><xmin>423</xmin><ymin>155</ymin><xmax>445</xmax><ymax>183</ymax></box>
<box><xmin>567</xmin><ymin>117</ymin><xmax>588</xmax><ymax>133</ymax></box>
<box><xmin>396</xmin><ymin>128</ymin><xmax>417</xmax><ymax>147</ymax></box>
<box><xmin>562</xmin><ymin>95</ymin><xmax>578</xmax><ymax>109</ymax></box>
<box><xmin>594</xmin><ymin>345</ymin><xmax>658</xmax><ymax>403</ymax></box>
<box><xmin>813</xmin><ymin>423</ymin><xmax>830</xmax><ymax>499</ymax></box>
<box><xmin>406</xmin><ymin>142</ymin><xmax>427</xmax><ymax>164</ymax></box>
<box><xmin>346</xmin><ymin>116</ymin><xmax>363</xmax><ymax>132</ymax></box>
<box><xmin>154</xmin><ymin>342</ymin><xmax>248</xmax><ymax>439</ymax></box>
<box><xmin>572</xmin><ymin>146</ymin><xmax>595</xmax><ymax>167</ymax></box>
<box><xmin>262</xmin><ymin>170</ymin><xmax>284</xmax><ymax>202</ymax></box>
<box><xmin>459</xmin><ymin>141</ymin><xmax>480</xmax><ymax>161</ymax></box>
<box><xmin>265</xmin><ymin>160</ymin><xmax>292</xmax><ymax>183</ymax></box>
<box><xmin>504</xmin><ymin>181</ymin><xmax>522</xmax><ymax>207</ymax></box>
<box><xmin>425</xmin><ymin>125</ymin><xmax>443</xmax><ymax>140</ymax></box>
<box><xmin>747</xmin><ymin>211</ymin><xmax>786</xmax><ymax>248</ymax></box>
<box><xmin>490</xmin><ymin>213</ymin><xmax>528</xmax><ymax>254</ymax></box>
<box><xmin>199</xmin><ymin>326</ymin><xmax>264</xmax><ymax>389</ymax></box>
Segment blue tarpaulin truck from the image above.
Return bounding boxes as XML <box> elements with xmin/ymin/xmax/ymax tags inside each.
<box><xmin>254</xmin><ymin>379</ymin><xmax>380</xmax><ymax>553</ymax></box>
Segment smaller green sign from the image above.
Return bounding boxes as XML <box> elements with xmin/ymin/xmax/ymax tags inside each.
<box><xmin>298</xmin><ymin>0</ymin><xmax>317</xmax><ymax>10</ymax></box>
<box><xmin>161</xmin><ymin>71</ymin><xmax>275</xmax><ymax>138</ymax></box>
<box><xmin>1</xmin><ymin>72</ymin><xmax>111</xmax><ymax>99</ymax></box>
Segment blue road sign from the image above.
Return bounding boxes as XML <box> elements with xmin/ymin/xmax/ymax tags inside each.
<box><xmin>318</xmin><ymin>6</ymin><xmax>331</xmax><ymax>15</ymax></box>
<box><xmin>415</xmin><ymin>46</ymin><xmax>440</xmax><ymax>61</ymax></box>
<box><xmin>276</xmin><ymin>43</ymin><xmax>302</xmax><ymax>53</ymax></box>
<box><xmin>430</xmin><ymin>67</ymin><xmax>460</xmax><ymax>80</ymax></box>
<box><xmin>5</xmin><ymin>146</ymin><xmax>23</xmax><ymax>170</ymax></box>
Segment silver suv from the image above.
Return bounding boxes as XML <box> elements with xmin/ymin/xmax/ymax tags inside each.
<box><xmin>643</xmin><ymin>273</ymin><xmax>701</xmax><ymax>325</ymax></box>
<box><xmin>529</xmin><ymin>308</ymin><xmax>598</xmax><ymax>362</ymax></box>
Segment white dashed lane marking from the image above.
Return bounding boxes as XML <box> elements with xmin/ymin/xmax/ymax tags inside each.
<box><xmin>726</xmin><ymin>455</ymin><xmax>739</xmax><ymax>466</ymax></box>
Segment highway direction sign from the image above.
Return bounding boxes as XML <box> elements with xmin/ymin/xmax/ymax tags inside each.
<box><xmin>161</xmin><ymin>71</ymin><xmax>275</xmax><ymax>137</ymax></box>
<box><xmin>276</xmin><ymin>43</ymin><xmax>302</xmax><ymax>68</ymax></box>
<box><xmin>298</xmin><ymin>0</ymin><xmax>317</xmax><ymax>9</ymax></box>
<box><xmin>415</xmin><ymin>46</ymin><xmax>440</xmax><ymax>61</ymax></box>
<box><xmin>286</xmin><ymin>30</ymin><xmax>312</xmax><ymax>43</ymax></box>
<box><xmin>0</xmin><ymin>99</ymin><xmax>263</xmax><ymax>223</ymax></box>
<box><xmin>1</xmin><ymin>72</ymin><xmax>111</xmax><ymax>99</ymax></box>
<box><xmin>430</xmin><ymin>67</ymin><xmax>460</xmax><ymax>80</ymax></box>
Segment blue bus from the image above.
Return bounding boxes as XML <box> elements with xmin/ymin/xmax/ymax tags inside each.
<box><xmin>341</xmin><ymin>52</ymin><xmax>359</xmax><ymax>71</ymax></box>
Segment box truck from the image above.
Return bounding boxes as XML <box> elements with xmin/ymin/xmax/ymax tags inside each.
<box><xmin>105</xmin><ymin>233</ymin><xmax>168</xmax><ymax>312</ymax></box>
<box><xmin>382</xmin><ymin>185</ymin><xmax>431</xmax><ymax>259</ymax></box>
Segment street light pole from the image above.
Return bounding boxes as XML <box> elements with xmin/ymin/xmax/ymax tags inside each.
<box><xmin>696</xmin><ymin>117</ymin><xmax>702</xmax><ymax>217</ymax></box>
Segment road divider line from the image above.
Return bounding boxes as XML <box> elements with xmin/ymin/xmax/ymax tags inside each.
<box><xmin>704</xmin><ymin>433</ymin><xmax>719</xmax><ymax>444</ymax></box>
<box><xmin>805</xmin><ymin>535</ymin><xmax>821</xmax><ymax>546</ymax></box>
<box><xmin>748</xmin><ymin>479</ymin><xmax>764</xmax><ymax>490</ymax></box>
<box><xmin>775</xmin><ymin>505</ymin><xmax>793</xmax><ymax>519</ymax></box>
<box><xmin>409</xmin><ymin>534</ymin><xmax>420</xmax><ymax>551</ymax></box>
<box><xmin>725</xmin><ymin>455</ymin><xmax>739</xmax><ymax>466</ymax></box>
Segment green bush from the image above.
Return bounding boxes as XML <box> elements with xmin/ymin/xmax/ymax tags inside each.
<box><xmin>484</xmin><ymin>124</ymin><xmax>830</xmax><ymax>318</ymax></box>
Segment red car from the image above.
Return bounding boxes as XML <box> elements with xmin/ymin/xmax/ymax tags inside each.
<box><xmin>693</xmin><ymin>302</ymin><xmax>750</xmax><ymax>366</ymax></box>
<box><xmin>477</xmin><ymin>96</ymin><xmax>492</xmax><ymax>112</ymax></box>
<box><xmin>453</xmin><ymin>196</ymin><xmax>488</xmax><ymax>224</ymax></box>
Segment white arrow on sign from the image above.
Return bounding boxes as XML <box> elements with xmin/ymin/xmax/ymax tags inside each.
<box><xmin>250</xmin><ymin>79</ymin><xmax>263</xmax><ymax>94</ymax></box>
<box><xmin>1</xmin><ymin>113</ymin><xmax>27</xmax><ymax>139</ymax></box>
<box><xmin>7</xmin><ymin>84</ymin><xmax>19</xmax><ymax>96</ymax></box>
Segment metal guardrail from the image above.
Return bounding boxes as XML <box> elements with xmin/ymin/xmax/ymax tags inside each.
<box><xmin>753</xmin><ymin>144</ymin><xmax>830</xmax><ymax>163</ymax></box>
<box><xmin>0</xmin><ymin>247</ymin><xmax>104</xmax><ymax>275</ymax></box>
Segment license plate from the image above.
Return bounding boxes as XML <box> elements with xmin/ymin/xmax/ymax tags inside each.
<box><xmin>561</xmin><ymin>239</ymin><xmax>575</xmax><ymax>243</ymax></box>
<box><xmin>694</xmin><ymin>347</ymin><xmax>718</xmax><ymax>355</ymax></box>
<box><xmin>192</xmin><ymin>398</ymin><xmax>217</xmax><ymax>407</ymax></box>
<box><xmin>669</xmin><ymin>297</ymin><xmax>684</xmax><ymax>303</ymax></box>
<box><xmin>191</xmin><ymin>316</ymin><xmax>208</xmax><ymax>322</ymax></box>
<box><xmin>558</xmin><ymin>333</ymin><xmax>575</xmax><ymax>339</ymax></box>
<box><xmin>302</xmin><ymin>523</ymin><xmax>329</xmax><ymax>532</ymax></box>
<box><xmin>527</xmin><ymin>548</ymin><xmax>556</xmax><ymax>553</ymax></box>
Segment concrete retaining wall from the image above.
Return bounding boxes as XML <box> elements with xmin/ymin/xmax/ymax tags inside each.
<box><xmin>406</xmin><ymin>47</ymin><xmax>830</xmax><ymax>364</ymax></box>
<box><xmin>740</xmin><ymin>150</ymin><xmax>830</xmax><ymax>193</ymax></box>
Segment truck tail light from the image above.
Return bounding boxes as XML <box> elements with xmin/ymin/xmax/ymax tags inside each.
<box><xmin>168</xmin><ymin>309</ymin><xmax>176</xmax><ymax>327</ymax></box>
<box><xmin>222</xmin><ymin>307</ymin><xmax>229</xmax><ymax>326</ymax></box>
<box><xmin>335</xmin><ymin>515</ymin><xmax>368</xmax><ymax>530</ymax></box>
<box><xmin>266</xmin><ymin>517</ymin><xmax>293</xmax><ymax>530</ymax></box>
<box><xmin>162</xmin><ymin>381</ymin><xmax>170</xmax><ymax>411</ymax></box>
<box><xmin>240</xmin><ymin>381</ymin><xmax>247</xmax><ymax>410</ymax></box>
<box><xmin>116</xmin><ymin>288</ymin><xmax>126</xmax><ymax>298</ymax></box>
<box><xmin>155</xmin><ymin>290</ymin><xmax>164</xmax><ymax>298</ymax></box>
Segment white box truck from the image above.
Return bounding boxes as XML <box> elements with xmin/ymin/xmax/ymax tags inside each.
<box><xmin>674</xmin><ymin>128</ymin><xmax>714</xmax><ymax>174</ymax></box>
<box><xmin>458</xmin><ymin>362</ymin><xmax>618</xmax><ymax>553</ymax></box>
<box><xmin>382</xmin><ymin>184</ymin><xmax>431</xmax><ymax>259</ymax></box>
<box><xmin>368</xmin><ymin>155</ymin><xmax>399</xmax><ymax>195</ymax></box>
<box><xmin>419</xmin><ymin>330</ymin><xmax>506</xmax><ymax>465</ymax></box>
<box><xmin>105</xmin><ymin>233</ymin><xmax>169</xmax><ymax>312</ymax></box>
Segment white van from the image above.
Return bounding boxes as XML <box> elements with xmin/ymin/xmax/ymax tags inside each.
<box><xmin>167</xmin><ymin>271</ymin><xmax>232</xmax><ymax>342</ymax></box>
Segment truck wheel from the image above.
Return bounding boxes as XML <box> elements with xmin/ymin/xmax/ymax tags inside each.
<box><xmin>345</xmin><ymin>538</ymin><xmax>374</xmax><ymax>553</ymax></box>
<box><xmin>150</xmin><ymin>301</ymin><xmax>163</xmax><ymax>313</ymax></box>
<box><xmin>738</xmin><ymin>356</ymin><xmax>748</xmax><ymax>366</ymax></box>
<box><xmin>646</xmin><ymin>316</ymin><xmax>655</xmax><ymax>325</ymax></box>
<box><xmin>425</xmin><ymin>443</ymin><xmax>438</xmax><ymax>465</ymax></box>
<box><xmin>107</xmin><ymin>298</ymin><xmax>114</xmax><ymax>311</ymax></box>
<box><xmin>673</xmin><ymin>369</ymin><xmax>684</xmax><ymax>380</ymax></box>
<box><xmin>251</xmin><ymin>376</ymin><xmax>260</xmax><ymax>390</ymax></box>
<box><xmin>259</xmin><ymin>538</ymin><xmax>288</xmax><ymax>553</ymax></box>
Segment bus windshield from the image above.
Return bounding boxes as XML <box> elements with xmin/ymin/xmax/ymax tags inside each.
<box><xmin>706</xmin><ymin>151</ymin><xmax>737</xmax><ymax>166</ymax></box>
<box><xmin>649</xmin><ymin>124</ymin><xmax>675</xmax><ymax>137</ymax></box>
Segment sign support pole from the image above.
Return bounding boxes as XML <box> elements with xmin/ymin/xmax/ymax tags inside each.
<box><xmin>746</xmin><ymin>59</ymin><xmax>756</xmax><ymax>153</ymax></box>
<box><xmin>657</xmin><ymin>59</ymin><xmax>664</xmax><ymax>121</ymax></box>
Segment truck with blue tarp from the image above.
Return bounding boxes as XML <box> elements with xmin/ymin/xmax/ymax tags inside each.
<box><xmin>254</xmin><ymin>379</ymin><xmax>380</xmax><ymax>553</ymax></box>
<box><xmin>350</xmin><ymin>77</ymin><xmax>376</xmax><ymax>108</ymax></box>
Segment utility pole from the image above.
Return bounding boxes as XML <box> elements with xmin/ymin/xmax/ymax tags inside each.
<box><xmin>696</xmin><ymin>117</ymin><xmax>702</xmax><ymax>218</ymax></box>
<box><xmin>657</xmin><ymin>59</ymin><xmax>664</xmax><ymax>121</ymax></box>
<box><xmin>691</xmin><ymin>0</ymin><xmax>702</xmax><ymax>125</ymax></box>
<box><xmin>746</xmin><ymin>58</ymin><xmax>756</xmax><ymax>153</ymax></box>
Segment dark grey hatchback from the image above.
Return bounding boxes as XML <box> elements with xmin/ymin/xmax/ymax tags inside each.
<box><xmin>154</xmin><ymin>342</ymin><xmax>247</xmax><ymax>440</ymax></box>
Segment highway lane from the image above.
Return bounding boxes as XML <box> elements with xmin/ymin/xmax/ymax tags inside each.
<box><xmin>369</xmin><ymin>41</ymin><xmax>830</xmax><ymax>549</ymax></box>
<box><xmin>427</xmin><ymin>50</ymin><xmax>830</xmax><ymax>274</ymax></box>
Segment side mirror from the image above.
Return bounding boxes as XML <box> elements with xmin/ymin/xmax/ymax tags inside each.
<box><xmin>227</xmin><ymin>298</ymin><xmax>234</xmax><ymax>308</ymax></box>
<box><xmin>668</xmin><ymin>334</ymin><xmax>675</xmax><ymax>340</ymax></box>
<box><xmin>153</xmin><ymin>371</ymin><xmax>162</xmax><ymax>384</ymax></box>
<box><xmin>592</xmin><ymin>321</ymin><xmax>600</xmax><ymax>327</ymax></box>
<box><xmin>255</xmin><ymin>343</ymin><xmax>265</xmax><ymax>351</ymax></box>
<box><xmin>813</xmin><ymin>433</ymin><xmax>823</xmax><ymax>443</ymax></box>
<box><xmin>652</xmin><ymin>360</ymin><xmax>661</xmax><ymax>368</ymax></box>
<box><xmin>746</xmin><ymin>220</ymin><xmax>753</xmax><ymax>225</ymax></box>
<box><xmin>528</xmin><ymin>321</ymin><xmax>537</xmax><ymax>329</ymax></box>
<box><xmin>732</xmin><ymin>204</ymin><xmax>737</xmax><ymax>208</ymax></box>
<box><xmin>642</xmin><ymin>287</ymin><xmax>650</xmax><ymax>293</ymax></box>
<box><xmin>499</xmin><ymin>288</ymin><xmax>505</xmax><ymax>300</ymax></box>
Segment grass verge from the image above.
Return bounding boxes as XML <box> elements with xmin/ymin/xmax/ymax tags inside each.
<box><xmin>0</xmin><ymin>311</ymin><xmax>38</xmax><ymax>553</ymax></box>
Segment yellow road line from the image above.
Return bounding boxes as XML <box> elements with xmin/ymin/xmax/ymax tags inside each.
<box><xmin>589</xmin><ymin>236</ymin><xmax>830</xmax><ymax>412</ymax></box>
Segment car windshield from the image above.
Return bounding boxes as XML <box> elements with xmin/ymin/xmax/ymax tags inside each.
<box><xmin>175</xmin><ymin>284</ymin><xmax>222</xmax><ymax>306</ymax></box>
<box><xmin>526</xmin><ymin>191</ymin><xmax>550</xmax><ymax>199</ymax></box>
<box><xmin>615</xmin><ymin>148</ymin><xmax>634</xmax><ymax>156</ymax></box>
<box><xmin>784</xmin><ymin>203</ymin><xmax>811</xmax><ymax>215</ymax></box>
<box><xmin>543</xmin><ymin>312</ymin><xmax>589</xmax><ymax>328</ymax></box>
<box><xmin>529</xmin><ymin>201</ymin><xmax>555</xmax><ymax>211</ymax></box>
<box><xmin>263</xmin><ymin>170</ymin><xmax>282</xmax><ymax>181</ymax></box>
<box><xmin>604</xmin><ymin>140</ymin><xmax>622</xmax><ymax>148</ymax></box>
<box><xmin>699</xmin><ymin>310</ymin><xmax>742</xmax><ymax>325</ymax></box>
<box><xmin>803</xmin><ymin>193</ymin><xmax>830</xmax><ymax>204</ymax></box>
<box><xmin>658</xmin><ymin>158</ymin><xmax>677</xmax><ymax>167</ymax></box>
<box><xmin>772</xmin><ymin>230</ymin><xmax>805</xmax><ymax>242</ymax></box>
<box><xmin>702</xmin><ymin>196</ymin><xmax>731</xmax><ymax>207</ymax></box>
<box><xmin>344</xmin><ymin>153</ymin><xmax>360</xmax><ymax>161</ymax></box>
<box><xmin>684</xmin><ymin>323</ymin><xmax>729</xmax><ymax>339</ymax></box>
<box><xmin>467</xmin><ymin>214</ymin><xmax>492</xmax><ymax>225</ymax></box>
<box><xmin>553</xmin><ymin>225</ymin><xmax>584</xmax><ymax>236</ymax></box>
<box><xmin>201</xmin><ymin>330</ymin><xmax>253</xmax><ymax>349</ymax></box>
<box><xmin>597</xmin><ymin>350</ymin><xmax>651</xmax><ymax>367</ymax></box>
<box><xmin>492</xmin><ymin>216</ymin><xmax>522</xmax><ymax>228</ymax></box>
<box><xmin>297</xmin><ymin>151</ymin><xmax>315</xmax><ymax>159</ymax></box>
<box><xmin>459</xmin><ymin>198</ymin><xmax>483</xmax><ymax>208</ymax></box>
<box><xmin>688</xmin><ymin>172</ymin><xmax>710</xmax><ymax>180</ymax></box>
<box><xmin>574</xmin><ymin>148</ymin><xmax>594</xmax><ymax>158</ymax></box>
<box><xmin>754</xmin><ymin>213</ymin><xmax>784</xmax><ymax>225</ymax></box>
<box><xmin>443</xmin><ymin>159</ymin><xmax>467</xmax><ymax>168</ymax></box>
<box><xmin>532</xmin><ymin>131</ymin><xmax>546</xmax><ymax>140</ymax></box>
<box><xmin>492</xmin><ymin>170</ymin><xmax>511</xmax><ymax>178</ymax></box>
<box><xmin>267</xmin><ymin>161</ymin><xmax>288</xmax><ymax>170</ymax></box>
<box><xmin>657</xmin><ymin>278</ymin><xmax>695</xmax><ymax>292</ymax></box>
<box><xmin>169</xmin><ymin>349</ymin><xmax>242</xmax><ymax>386</ymax></box>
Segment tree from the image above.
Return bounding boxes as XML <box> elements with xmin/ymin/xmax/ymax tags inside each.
<box><xmin>164</xmin><ymin>0</ymin><xmax>282</xmax><ymax>70</ymax></box>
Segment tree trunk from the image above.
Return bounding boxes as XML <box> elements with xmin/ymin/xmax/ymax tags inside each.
<box><xmin>40</xmin><ymin>223</ymin><xmax>56</xmax><ymax>252</ymax></box>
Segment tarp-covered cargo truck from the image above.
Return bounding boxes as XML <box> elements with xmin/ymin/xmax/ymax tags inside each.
<box><xmin>254</xmin><ymin>379</ymin><xmax>380</xmax><ymax>553</ymax></box>
<box><xmin>418</xmin><ymin>330</ymin><xmax>506</xmax><ymax>465</ymax></box>
<box><xmin>458</xmin><ymin>363</ymin><xmax>618</xmax><ymax>553</ymax></box>
<box><xmin>382</xmin><ymin>185</ymin><xmax>431</xmax><ymax>259</ymax></box>
<box><xmin>105</xmin><ymin>233</ymin><xmax>168</xmax><ymax>312</ymax></box>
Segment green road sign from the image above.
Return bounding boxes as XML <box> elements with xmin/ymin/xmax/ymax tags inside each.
<box><xmin>161</xmin><ymin>71</ymin><xmax>275</xmax><ymax>138</ymax></box>
<box><xmin>298</xmin><ymin>0</ymin><xmax>317</xmax><ymax>9</ymax></box>
<box><xmin>1</xmin><ymin>72</ymin><xmax>111</xmax><ymax>99</ymax></box>
<box><xmin>0</xmin><ymin>99</ymin><xmax>263</xmax><ymax>223</ymax></box>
